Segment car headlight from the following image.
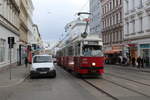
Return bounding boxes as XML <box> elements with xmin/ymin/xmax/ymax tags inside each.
<box><xmin>31</xmin><ymin>67</ymin><xmax>36</xmax><ymax>71</ymax></box>
<box><xmin>92</xmin><ymin>62</ymin><xmax>96</xmax><ymax>66</ymax></box>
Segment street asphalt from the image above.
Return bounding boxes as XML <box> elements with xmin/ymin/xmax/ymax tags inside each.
<box><xmin>1</xmin><ymin>64</ymin><xmax>150</xmax><ymax>100</ymax></box>
<box><xmin>0</xmin><ymin>65</ymin><xmax>112</xmax><ymax>100</ymax></box>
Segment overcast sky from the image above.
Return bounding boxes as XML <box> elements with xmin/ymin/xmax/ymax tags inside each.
<box><xmin>32</xmin><ymin>0</ymin><xmax>89</xmax><ymax>44</ymax></box>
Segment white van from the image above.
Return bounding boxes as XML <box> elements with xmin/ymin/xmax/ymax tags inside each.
<box><xmin>30</xmin><ymin>55</ymin><xmax>56</xmax><ymax>78</ymax></box>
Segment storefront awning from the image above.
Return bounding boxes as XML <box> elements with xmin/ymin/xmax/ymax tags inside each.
<box><xmin>104</xmin><ymin>50</ymin><xmax>121</xmax><ymax>54</ymax></box>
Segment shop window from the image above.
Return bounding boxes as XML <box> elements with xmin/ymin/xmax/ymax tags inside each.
<box><xmin>0</xmin><ymin>39</ymin><xmax>6</xmax><ymax>62</ymax></box>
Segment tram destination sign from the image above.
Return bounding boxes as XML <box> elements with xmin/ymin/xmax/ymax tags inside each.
<box><xmin>88</xmin><ymin>41</ymin><xmax>98</xmax><ymax>45</ymax></box>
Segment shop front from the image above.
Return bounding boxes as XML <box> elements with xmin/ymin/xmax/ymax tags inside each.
<box><xmin>128</xmin><ymin>44</ymin><xmax>138</xmax><ymax>59</ymax></box>
<box><xmin>104</xmin><ymin>45</ymin><xmax>123</xmax><ymax>64</ymax></box>
<box><xmin>140</xmin><ymin>44</ymin><xmax>150</xmax><ymax>67</ymax></box>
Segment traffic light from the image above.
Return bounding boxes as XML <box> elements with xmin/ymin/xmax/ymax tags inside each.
<box><xmin>8</xmin><ymin>37</ymin><xmax>15</xmax><ymax>48</ymax></box>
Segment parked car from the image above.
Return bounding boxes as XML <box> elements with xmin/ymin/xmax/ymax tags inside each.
<box><xmin>30</xmin><ymin>55</ymin><xmax>56</xmax><ymax>78</ymax></box>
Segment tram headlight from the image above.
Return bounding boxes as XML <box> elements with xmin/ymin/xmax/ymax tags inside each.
<box><xmin>92</xmin><ymin>62</ymin><xmax>96</xmax><ymax>66</ymax></box>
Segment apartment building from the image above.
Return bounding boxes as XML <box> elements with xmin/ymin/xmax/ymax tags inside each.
<box><xmin>101</xmin><ymin>0</ymin><xmax>123</xmax><ymax>57</ymax></box>
<box><xmin>0</xmin><ymin>0</ymin><xmax>20</xmax><ymax>67</ymax></box>
<box><xmin>89</xmin><ymin>0</ymin><xmax>102</xmax><ymax>37</ymax></box>
<box><xmin>124</xmin><ymin>0</ymin><xmax>150</xmax><ymax>67</ymax></box>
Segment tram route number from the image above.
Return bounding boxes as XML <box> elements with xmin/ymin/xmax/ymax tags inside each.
<box><xmin>90</xmin><ymin>70</ymin><xmax>96</xmax><ymax>73</ymax></box>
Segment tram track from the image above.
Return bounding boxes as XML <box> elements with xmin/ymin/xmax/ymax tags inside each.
<box><xmin>56</xmin><ymin>65</ymin><xmax>118</xmax><ymax>100</ymax></box>
<box><xmin>56</xmin><ymin>65</ymin><xmax>150</xmax><ymax>100</ymax></box>
<box><xmin>83</xmin><ymin>78</ymin><xmax>150</xmax><ymax>100</ymax></box>
<box><xmin>105</xmin><ymin>72</ymin><xmax>150</xmax><ymax>87</ymax></box>
<box><xmin>82</xmin><ymin>79</ymin><xmax>119</xmax><ymax>100</ymax></box>
<box><xmin>102</xmin><ymin>78</ymin><xmax>150</xmax><ymax>98</ymax></box>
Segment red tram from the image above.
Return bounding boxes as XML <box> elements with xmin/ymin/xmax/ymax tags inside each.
<box><xmin>56</xmin><ymin>35</ymin><xmax>104</xmax><ymax>76</ymax></box>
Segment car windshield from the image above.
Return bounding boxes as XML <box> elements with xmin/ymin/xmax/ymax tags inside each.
<box><xmin>82</xmin><ymin>45</ymin><xmax>103</xmax><ymax>57</ymax></box>
<box><xmin>33</xmin><ymin>56</ymin><xmax>52</xmax><ymax>63</ymax></box>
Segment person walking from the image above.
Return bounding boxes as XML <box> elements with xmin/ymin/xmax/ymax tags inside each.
<box><xmin>141</xmin><ymin>57</ymin><xmax>144</xmax><ymax>68</ymax></box>
<box><xmin>132</xmin><ymin>57</ymin><xmax>136</xmax><ymax>67</ymax></box>
<box><xmin>137</xmin><ymin>56</ymin><xmax>141</xmax><ymax>68</ymax></box>
<box><xmin>25</xmin><ymin>57</ymin><xmax>28</xmax><ymax>68</ymax></box>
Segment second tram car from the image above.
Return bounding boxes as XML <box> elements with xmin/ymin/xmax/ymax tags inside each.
<box><xmin>56</xmin><ymin>35</ymin><xmax>104</xmax><ymax>76</ymax></box>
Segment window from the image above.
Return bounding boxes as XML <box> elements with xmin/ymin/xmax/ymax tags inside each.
<box><xmin>116</xmin><ymin>13</ymin><xmax>119</xmax><ymax>23</ymax></box>
<box><xmin>68</xmin><ymin>46</ymin><xmax>73</xmax><ymax>56</ymax></box>
<box><xmin>0</xmin><ymin>0</ymin><xmax>3</xmax><ymax>15</ymax></box>
<box><xmin>120</xmin><ymin>31</ymin><xmax>122</xmax><ymax>41</ymax></box>
<box><xmin>0</xmin><ymin>39</ymin><xmax>6</xmax><ymax>62</ymax></box>
<box><xmin>33</xmin><ymin>56</ymin><xmax>52</xmax><ymax>63</ymax></box>
<box><xmin>116</xmin><ymin>0</ymin><xmax>118</xmax><ymax>6</ymax></box>
<box><xmin>132</xmin><ymin>20</ymin><xmax>135</xmax><ymax>33</ymax></box>
<box><xmin>110</xmin><ymin>2</ymin><xmax>112</xmax><ymax>10</ymax></box>
<box><xmin>113</xmin><ymin>0</ymin><xmax>115</xmax><ymax>8</ymax></box>
<box><xmin>126</xmin><ymin>0</ymin><xmax>129</xmax><ymax>13</ymax></box>
<box><xmin>139</xmin><ymin>17</ymin><xmax>143</xmax><ymax>32</ymax></box>
<box><xmin>127</xmin><ymin>22</ymin><xmax>129</xmax><ymax>34</ymax></box>
<box><xmin>139</xmin><ymin>0</ymin><xmax>143</xmax><ymax>8</ymax></box>
<box><xmin>132</xmin><ymin>0</ymin><xmax>135</xmax><ymax>10</ymax></box>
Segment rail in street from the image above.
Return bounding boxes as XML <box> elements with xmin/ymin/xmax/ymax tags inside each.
<box><xmin>105</xmin><ymin>73</ymin><xmax>150</xmax><ymax>86</ymax></box>
<box><xmin>83</xmin><ymin>78</ymin><xmax>150</xmax><ymax>100</ymax></box>
<box><xmin>82</xmin><ymin>79</ymin><xmax>119</xmax><ymax>100</ymax></box>
<box><xmin>57</xmin><ymin>64</ymin><xmax>150</xmax><ymax>100</ymax></box>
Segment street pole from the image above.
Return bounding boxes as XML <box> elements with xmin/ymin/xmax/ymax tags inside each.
<box><xmin>9</xmin><ymin>48</ymin><xmax>12</xmax><ymax>80</ymax></box>
<box><xmin>8</xmin><ymin>37</ymin><xmax>15</xmax><ymax>80</ymax></box>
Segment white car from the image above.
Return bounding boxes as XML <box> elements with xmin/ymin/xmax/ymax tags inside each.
<box><xmin>30</xmin><ymin>55</ymin><xmax>56</xmax><ymax>78</ymax></box>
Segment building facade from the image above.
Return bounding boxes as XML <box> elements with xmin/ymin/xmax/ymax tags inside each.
<box><xmin>89</xmin><ymin>0</ymin><xmax>102</xmax><ymax>37</ymax></box>
<box><xmin>27</xmin><ymin>0</ymin><xmax>34</xmax><ymax>45</ymax></box>
<box><xmin>0</xmin><ymin>0</ymin><xmax>20</xmax><ymax>68</ymax></box>
<box><xmin>123</xmin><ymin>0</ymin><xmax>150</xmax><ymax>67</ymax></box>
<box><xmin>32</xmin><ymin>24</ymin><xmax>42</xmax><ymax>50</ymax></box>
<box><xmin>101</xmin><ymin>0</ymin><xmax>123</xmax><ymax>58</ymax></box>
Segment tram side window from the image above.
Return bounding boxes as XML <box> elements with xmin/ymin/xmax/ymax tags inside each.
<box><xmin>68</xmin><ymin>46</ymin><xmax>73</xmax><ymax>56</ymax></box>
<box><xmin>75</xmin><ymin>43</ymin><xmax>80</xmax><ymax>56</ymax></box>
<box><xmin>75</xmin><ymin>45</ymin><xmax>78</xmax><ymax>56</ymax></box>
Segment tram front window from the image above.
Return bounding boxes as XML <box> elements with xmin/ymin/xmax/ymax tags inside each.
<box><xmin>82</xmin><ymin>45</ymin><xmax>103</xmax><ymax>57</ymax></box>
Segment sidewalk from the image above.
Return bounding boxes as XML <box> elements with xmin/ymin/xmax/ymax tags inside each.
<box><xmin>106</xmin><ymin>64</ymin><xmax>150</xmax><ymax>73</ymax></box>
<box><xmin>0</xmin><ymin>64</ymin><xmax>30</xmax><ymax>88</ymax></box>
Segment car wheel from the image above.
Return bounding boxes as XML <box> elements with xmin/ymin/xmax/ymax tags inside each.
<box><xmin>30</xmin><ymin>74</ymin><xmax>33</xmax><ymax>79</ymax></box>
<box><xmin>52</xmin><ymin>70</ymin><xmax>56</xmax><ymax>78</ymax></box>
<box><xmin>30</xmin><ymin>74</ymin><xmax>35</xmax><ymax>79</ymax></box>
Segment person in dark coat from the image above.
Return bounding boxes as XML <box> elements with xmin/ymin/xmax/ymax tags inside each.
<box><xmin>141</xmin><ymin>57</ymin><xmax>144</xmax><ymax>68</ymax></box>
<box><xmin>132</xmin><ymin>57</ymin><xmax>136</xmax><ymax>67</ymax></box>
<box><xmin>25</xmin><ymin>57</ymin><xmax>28</xmax><ymax>68</ymax></box>
<box><xmin>137</xmin><ymin>56</ymin><xmax>141</xmax><ymax>68</ymax></box>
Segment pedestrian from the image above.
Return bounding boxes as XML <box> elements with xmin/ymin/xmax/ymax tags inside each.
<box><xmin>132</xmin><ymin>57</ymin><xmax>136</xmax><ymax>67</ymax></box>
<box><xmin>25</xmin><ymin>57</ymin><xmax>28</xmax><ymax>68</ymax></box>
<box><xmin>129</xmin><ymin>56</ymin><xmax>131</xmax><ymax>65</ymax></box>
<box><xmin>141</xmin><ymin>57</ymin><xmax>144</xmax><ymax>68</ymax></box>
<box><xmin>137</xmin><ymin>56</ymin><xmax>141</xmax><ymax>68</ymax></box>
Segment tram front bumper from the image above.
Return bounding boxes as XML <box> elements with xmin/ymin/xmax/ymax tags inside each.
<box><xmin>79</xmin><ymin>67</ymin><xmax>104</xmax><ymax>75</ymax></box>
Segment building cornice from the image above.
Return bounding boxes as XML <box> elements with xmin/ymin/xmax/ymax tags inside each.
<box><xmin>124</xmin><ymin>35</ymin><xmax>150</xmax><ymax>41</ymax></box>
<box><xmin>10</xmin><ymin>0</ymin><xmax>20</xmax><ymax>13</ymax></box>
<box><xmin>0</xmin><ymin>15</ymin><xmax>19</xmax><ymax>36</ymax></box>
